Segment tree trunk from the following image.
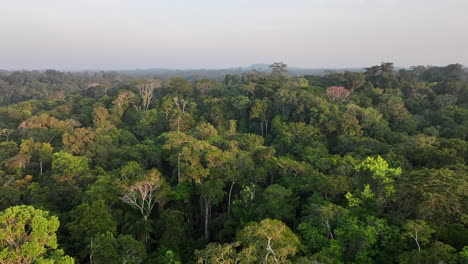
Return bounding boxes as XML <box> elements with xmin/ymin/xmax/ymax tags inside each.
<box><xmin>414</xmin><ymin>232</ymin><xmax>421</xmax><ymax>251</ymax></box>
<box><xmin>177</xmin><ymin>153</ymin><xmax>181</xmax><ymax>183</ymax></box>
<box><xmin>90</xmin><ymin>237</ymin><xmax>94</xmax><ymax>264</ymax></box>
<box><xmin>158</xmin><ymin>203</ymin><xmax>164</xmax><ymax>216</ymax></box>
<box><xmin>324</xmin><ymin>218</ymin><xmax>334</xmax><ymax>239</ymax></box>
<box><xmin>142</xmin><ymin>215</ymin><xmax>149</xmax><ymax>244</ymax></box>
<box><xmin>39</xmin><ymin>161</ymin><xmax>43</xmax><ymax>175</ymax></box>
<box><xmin>228</xmin><ymin>181</ymin><xmax>235</xmax><ymax>214</ymax></box>
<box><xmin>204</xmin><ymin>197</ymin><xmax>211</xmax><ymax>241</ymax></box>
<box><xmin>146</xmin><ymin>97</ymin><xmax>151</xmax><ymax>110</ymax></box>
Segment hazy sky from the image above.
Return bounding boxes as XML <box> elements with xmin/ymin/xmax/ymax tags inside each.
<box><xmin>1</xmin><ymin>0</ymin><xmax>467</xmax><ymax>70</ymax></box>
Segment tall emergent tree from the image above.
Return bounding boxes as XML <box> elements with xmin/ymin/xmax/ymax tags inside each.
<box><xmin>135</xmin><ymin>80</ymin><xmax>162</xmax><ymax>110</ymax></box>
<box><xmin>120</xmin><ymin>168</ymin><xmax>170</xmax><ymax>243</ymax></box>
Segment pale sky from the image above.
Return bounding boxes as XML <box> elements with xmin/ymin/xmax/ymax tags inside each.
<box><xmin>1</xmin><ymin>0</ymin><xmax>467</xmax><ymax>70</ymax></box>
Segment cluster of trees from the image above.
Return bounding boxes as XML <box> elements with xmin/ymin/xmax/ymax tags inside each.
<box><xmin>0</xmin><ymin>63</ymin><xmax>467</xmax><ymax>263</ymax></box>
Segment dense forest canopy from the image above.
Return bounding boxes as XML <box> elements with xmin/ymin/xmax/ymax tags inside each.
<box><xmin>0</xmin><ymin>63</ymin><xmax>467</xmax><ymax>264</ymax></box>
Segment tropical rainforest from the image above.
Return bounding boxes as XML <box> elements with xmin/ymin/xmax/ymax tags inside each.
<box><xmin>0</xmin><ymin>63</ymin><xmax>467</xmax><ymax>264</ymax></box>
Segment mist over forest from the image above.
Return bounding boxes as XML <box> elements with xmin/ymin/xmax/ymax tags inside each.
<box><xmin>1</xmin><ymin>64</ymin><xmax>365</xmax><ymax>82</ymax></box>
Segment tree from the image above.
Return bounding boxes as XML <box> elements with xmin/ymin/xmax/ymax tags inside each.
<box><xmin>343</xmin><ymin>71</ymin><xmax>365</xmax><ymax>92</ymax></box>
<box><xmin>257</xmin><ymin>185</ymin><xmax>296</xmax><ymax>223</ymax></box>
<box><xmin>51</xmin><ymin>152</ymin><xmax>90</xmax><ymax>189</ymax></box>
<box><xmin>18</xmin><ymin>114</ymin><xmax>75</xmax><ymax>131</ymax></box>
<box><xmin>326</xmin><ymin>86</ymin><xmax>350</xmax><ymax>102</ymax></box>
<box><xmin>312</xmin><ymin>215</ymin><xmax>390</xmax><ymax>263</ymax></box>
<box><xmin>3</xmin><ymin>153</ymin><xmax>31</xmax><ymax>176</ymax></box>
<box><xmin>354</xmin><ymin>155</ymin><xmax>401</xmax><ymax>210</ymax></box>
<box><xmin>197</xmin><ymin>168</ymin><xmax>225</xmax><ymax>241</ymax></box>
<box><xmin>238</xmin><ymin>219</ymin><xmax>302</xmax><ymax>264</ymax></box>
<box><xmin>36</xmin><ymin>143</ymin><xmax>53</xmax><ymax>175</ymax></box>
<box><xmin>402</xmin><ymin>220</ymin><xmax>434</xmax><ymax>252</ymax></box>
<box><xmin>302</xmin><ymin>202</ymin><xmax>347</xmax><ymax>241</ymax></box>
<box><xmin>18</xmin><ymin>139</ymin><xmax>53</xmax><ymax>175</ymax></box>
<box><xmin>119</xmin><ymin>161</ymin><xmax>144</xmax><ymax>181</ymax></box>
<box><xmin>62</xmin><ymin>127</ymin><xmax>97</xmax><ymax>157</ymax></box>
<box><xmin>269</xmin><ymin>62</ymin><xmax>288</xmax><ymax>76</ymax></box>
<box><xmin>135</xmin><ymin>80</ymin><xmax>161</xmax><ymax>110</ymax></box>
<box><xmin>92</xmin><ymin>105</ymin><xmax>114</xmax><ymax>131</ymax></box>
<box><xmin>0</xmin><ymin>186</ymin><xmax>21</xmax><ymax>211</ymax></box>
<box><xmin>156</xmin><ymin>210</ymin><xmax>189</xmax><ymax>260</ymax></box>
<box><xmin>398</xmin><ymin>241</ymin><xmax>457</xmax><ymax>264</ymax></box>
<box><xmin>18</xmin><ymin>114</ymin><xmax>78</xmax><ymax>143</ymax></box>
<box><xmin>224</xmin><ymin>74</ymin><xmax>239</xmax><ymax>86</ymax></box>
<box><xmin>112</xmin><ymin>90</ymin><xmax>136</xmax><ymax>109</ymax></box>
<box><xmin>168</xmin><ymin>97</ymin><xmax>193</xmax><ymax>132</ymax></box>
<box><xmin>365</xmin><ymin>62</ymin><xmax>395</xmax><ymax>87</ymax></box>
<box><xmin>250</xmin><ymin>98</ymin><xmax>270</xmax><ymax>135</ymax></box>
<box><xmin>194</xmin><ymin>79</ymin><xmax>215</xmax><ymax>96</ymax></box>
<box><xmin>168</xmin><ymin>77</ymin><xmax>192</xmax><ymax>96</ymax></box>
<box><xmin>378</xmin><ymin>96</ymin><xmax>410</xmax><ymax>122</ymax></box>
<box><xmin>150</xmin><ymin>250</ymin><xmax>182</xmax><ymax>264</ymax></box>
<box><xmin>92</xmin><ymin>233</ymin><xmax>146</xmax><ymax>264</ymax></box>
<box><xmin>397</xmin><ymin>168</ymin><xmax>467</xmax><ymax>223</ymax></box>
<box><xmin>120</xmin><ymin>169</ymin><xmax>170</xmax><ymax>222</ymax></box>
<box><xmin>196</xmin><ymin>219</ymin><xmax>302</xmax><ymax>264</ymax></box>
<box><xmin>195</xmin><ymin>242</ymin><xmax>240</xmax><ymax>264</ymax></box>
<box><xmin>67</xmin><ymin>200</ymin><xmax>117</xmax><ymax>258</ymax></box>
<box><xmin>224</xmin><ymin>150</ymin><xmax>254</xmax><ymax>214</ymax></box>
<box><xmin>0</xmin><ymin>128</ymin><xmax>13</xmax><ymax>141</ymax></box>
<box><xmin>162</xmin><ymin>132</ymin><xmax>225</xmax><ymax>240</ymax></box>
<box><xmin>120</xmin><ymin>169</ymin><xmax>170</xmax><ymax>243</ymax></box>
<box><xmin>0</xmin><ymin>205</ymin><xmax>74</xmax><ymax>264</ymax></box>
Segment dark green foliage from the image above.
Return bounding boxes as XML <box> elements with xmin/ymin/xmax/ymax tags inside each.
<box><xmin>0</xmin><ymin>63</ymin><xmax>467</xmax><ymax>263</ymax></box>
<box><xmin>92</xmin><ymin>233</ymin><xmax>146</xmax><ymax>264</ymax></box>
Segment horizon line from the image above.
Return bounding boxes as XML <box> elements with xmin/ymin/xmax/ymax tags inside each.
<box><xmin>1</xmin><ymin>63</ymin><xmax>466</xmax><ymax>73</ymax></box>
